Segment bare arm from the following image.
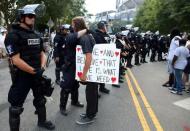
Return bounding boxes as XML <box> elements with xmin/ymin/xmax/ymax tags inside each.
<box><xmin>40</xmin><ymin>51</ymin><xmax>47</xmax><ymax>68</ymax></box>
<box><xmin>80</xmin><ymin>53</ymin><xmax>92</xmax><ymax>81</ymax></box>
<box><xmin>12</xmin><ymin>53</ymin><xmax>35</xmax><ymax>74</ymax></box>
<box><xmin>77</xmin><ymin>29</ymin><xmax>87</xmax><ymax>38</ymax></box>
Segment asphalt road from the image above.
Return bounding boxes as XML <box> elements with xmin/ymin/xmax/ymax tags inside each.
<box><xmin>0</xmin><ymin>60</ymin><xmax>190</xmax><ymax>131</ymax></box>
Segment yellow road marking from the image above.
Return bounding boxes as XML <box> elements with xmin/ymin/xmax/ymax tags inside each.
<box><xmin>127</xmin><ymin>69</ymin><xmax>164</xmax><ymax>131</ymax></box>
<box><xmin>125</xmin><ymin>74</ymin><xmax>151</xmax><ymax>131</ymax></box>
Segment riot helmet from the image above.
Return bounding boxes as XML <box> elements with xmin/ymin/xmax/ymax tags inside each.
<box><xmin>59</xmin><ymin>24</ymin><xmax>71</xmax><ymax>35</ymax></box>
<box><xmin>16</xmin><ymin>3</ymin><xmax>46</xmax><ymax>23</ymax></box>
<box><xmin>60</xmin><ymin>24</ymin><xmax>70</xmax><ymax>30</ymax></box>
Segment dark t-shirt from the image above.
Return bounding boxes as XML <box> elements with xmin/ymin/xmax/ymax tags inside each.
<box><xmin>80</xmin><ymin>34</ymin><xmax>95</xmax><ymax>54</ymax></box>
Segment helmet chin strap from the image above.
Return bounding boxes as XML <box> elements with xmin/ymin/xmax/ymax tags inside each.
<box><xmin>21</xmin><ymin>17</ymin><xmax>34</xmax><ymax>30</ymax></box>
<box><xmin>24</xmin><ymin>22</ymin><xmax>34</xmax><ymax>30</ymax></box>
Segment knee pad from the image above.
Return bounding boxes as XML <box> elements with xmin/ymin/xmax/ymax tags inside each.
<box><xmin>9</xmin><ymin>106</ymin><xmax>24</xmax><ymax>116</ymax></box>
<box><xmin>33</xmin><ymin>98</ymin><xmax>47</xmax><ymax>108</ymax></box>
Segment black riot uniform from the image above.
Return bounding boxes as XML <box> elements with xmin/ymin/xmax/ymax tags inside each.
<box><xmin>150</xmin><ymin>35</ymin><xmax>158</xmax><ymax>62</ymax></box>
<box><xmin>53</xmin><ymin>32</ymin><xmax>66</xmax><ymax>84</ymax></box>
<box><xmin>59</xmin><ymin>32</ymin><xmax>84</xmax><ymax>115</ymax></box>
<box><xmin>5</xmin><ymin>24</ymin><xmax>55</xmax><ymax>131</ymax></box>
<box><xmin>92</xmin><ymin>22</ymin><xmax>110</xmax><ymax>94</ymax></box>
<box><xmin>140</xmin><ymin>36</ymin><xmax>148</xmax><ymax>63</ymax></box>
<box><xmin>134</xmin><ymin>34</ymin><xmax>142</xmax><ymax>65</ymax></box>
<box><xmin>5</xmin><ymin>5</ymin><xmax>55</xmax><ymax>131</ymax></box>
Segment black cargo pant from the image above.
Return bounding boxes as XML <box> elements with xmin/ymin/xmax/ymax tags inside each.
<box><xmin>60</xmin><ymin>65</ymin><xmax>80</xmax><ymax>108</ymax></box>
<box><xmin>8</xmin><ymin>73</ymin><xmax>46</xmax><ymax>109</ymax></box>
<box><xmin>8</xmin><ymin>73</ymin><xmax>46</xmax><ymax>130</ymax></box>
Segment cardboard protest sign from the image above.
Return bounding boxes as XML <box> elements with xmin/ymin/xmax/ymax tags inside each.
<box><xmin>76</xmin><ymin>44</ymin><xmax>120</xmax><ymax>84</ymax></box>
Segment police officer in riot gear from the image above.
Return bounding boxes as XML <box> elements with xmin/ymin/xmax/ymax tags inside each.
<box><xmin>5</xmin><ymin>5</ymin><xmax>55</xmax><ymax>131</ymax></box>
<box><xmin>150</xmin><ymin>34</ymin><xmax>158</xmax><ymax>62</ymax></box>
<box><xmin>92</xmin><ymin>21</ymin><xmax>110</xmax><ymax>94</ymax></box>
<box><xmin>53</xmin><ymin>24</ymin><xmax>70</xmax><ymax>85</ymax></box>
<box><xmin>59</xmin><ymin>24</ymin><xmax>88</xmax><ymax>116</ymax></box>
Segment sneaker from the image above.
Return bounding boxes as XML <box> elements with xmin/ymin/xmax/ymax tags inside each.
<box><xmin>76</xmin><ymin>117</ymin><xmax>95</xmax><ymax>125</ymax></box>
<box><xmin>38</xmin><ymin>120</ymin><xmax>55</xmax><ymax>130</ymax></box>
<box><xmin>168</xmin><ymin>87</ymin><xmax>175</xmax><ymax>90</ymax></box>
<box><xmin>171</xmin><ymin>90</ymin><xmax>177</xmax><ymax>94</ymax></box>
<box><xmin>171</xmin><ymin>90</ymin><xmax>183</xmax><ymax>95</ymax></box>
<box><xmin>79</xmin><ymin>113</ymin><xmax>97</xmax><ymax>119</ymax></box>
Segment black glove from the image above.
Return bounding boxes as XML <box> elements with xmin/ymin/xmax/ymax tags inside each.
<box><xmin>34</xmin><ymin>67</ymin><xmax>45</xmax><ymax>77</ymax></box>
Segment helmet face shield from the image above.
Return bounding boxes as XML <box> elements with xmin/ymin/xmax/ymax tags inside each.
<box><xmin>60</xmin><ymin>24</ymin><xmax>70</xmax><ymax>30</ymax></box>
<box><xmin>22</xmin><ymin>4</ymin><xmax>46</xmax><ymax>17</ymax></box>
<box><xmin>16</xmin><ymin>3</ymin><xmax>46</xmax><ymax>22</ymax></box>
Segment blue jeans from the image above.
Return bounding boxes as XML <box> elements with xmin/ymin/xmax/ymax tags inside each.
<box><xmin>174</xmin><ymin>69</ymin><xmax>183</xmax><ymax>92</ymax></box>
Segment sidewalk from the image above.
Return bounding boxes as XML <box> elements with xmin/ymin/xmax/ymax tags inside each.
<box><xmin>0</xmin><ymin>58</ymin><xmax>8</xmax><ymax>69</ymax></box>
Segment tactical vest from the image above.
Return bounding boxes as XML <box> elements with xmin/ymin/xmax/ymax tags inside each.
<box><xmin>13</xmin><ymin>29</ymin><xmax>41</xmax><ymax>69</ymax></box>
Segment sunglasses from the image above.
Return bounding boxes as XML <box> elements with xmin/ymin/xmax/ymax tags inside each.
<box><xmin>26</xmin><ymin>14</ymin><xmax>36</xmax><ymax>19</ymax></box>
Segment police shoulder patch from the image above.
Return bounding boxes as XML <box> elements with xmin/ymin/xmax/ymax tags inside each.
<box><xmin>6</xmin><ymin>45</ymin><xmax>14</xmax><ymax>55</ymax></box>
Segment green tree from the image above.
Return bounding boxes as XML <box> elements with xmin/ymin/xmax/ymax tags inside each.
<box><xmin>0</xmin><ymin>0</ymin><xmax>17</xmax><ymax>27</ymax></box>
<box><xmin>0</xmin><ymin>0</ymin><xmax>87</xmax><ymax>31</ymax></box>
<box><xmin>134</xmin><ymin>0</ymin><xmax>190</xmax><ymax>34</ymax></box>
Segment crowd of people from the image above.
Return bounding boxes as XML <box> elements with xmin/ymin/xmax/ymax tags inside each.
<box><xmin>162</xmin><ymin>29</ymin><xmax>190</xmax><ymax>95</ymax></box>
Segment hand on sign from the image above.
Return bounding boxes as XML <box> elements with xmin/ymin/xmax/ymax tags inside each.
<box><xmin>79</xmin><ymin>73</ymin><xmax>87</xmax><ymax>82</ymax></box>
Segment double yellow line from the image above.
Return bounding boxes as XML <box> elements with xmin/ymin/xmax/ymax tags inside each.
<box><xmin>125</xmin><ymin>68</ymin><xmax>163</xmax><ymax>131</ymax></box>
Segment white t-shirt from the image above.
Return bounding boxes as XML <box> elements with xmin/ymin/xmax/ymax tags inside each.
<box><xmin>174</xmin><ymin>46</ymin><xmax>190</xmax><ymax>70</ymax></box>
<box><xmin>168</xmin><ymin>36</ymin><xmax>181</xmax><ymax>61</ymax></box>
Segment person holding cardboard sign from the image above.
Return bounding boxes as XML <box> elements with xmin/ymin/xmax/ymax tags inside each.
<box><xmin>70</xmin><ymin>17</ymin><xmax>99</xmax><ymax>125</ymax></box>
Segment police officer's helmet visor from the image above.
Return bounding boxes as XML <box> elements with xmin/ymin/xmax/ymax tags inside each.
<box><xmin>24</xmin><ymin>14</ymin><xmax>36</xmax><ymax>19</ymax></box>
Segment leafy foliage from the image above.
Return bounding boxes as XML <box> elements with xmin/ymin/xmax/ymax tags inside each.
<box><xmin>134</xmin><ymin>0</ymin><xmax>190</xmax><ymax>34</ymax></box>
<box><xmin>0</xmin><ymin>0</ymin><xmax>86</xmax><ymax>31</ymax></box>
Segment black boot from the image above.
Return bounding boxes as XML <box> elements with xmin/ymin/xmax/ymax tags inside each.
<box><xmin>99</xmin><ymin>84</ymin><xmax>110</xmax><ymax>94</ymax></box>
<box><xmin>9</xmin><ymin>106</ymin><xmax>24</xmax><ymax>131</ymax></box>
<box><xmin>60</xmin><ymin>89</ymin><xmax>69</xmax><ymax>116</ymax></box>
<box><xmin>71</xmin><ymin>85</ymin><xmax>84</xmax><ymax>107</ymax></box>
<box><xmin>37</xmin><ymin>107</ymin><xmax>55</xmax><ymax>130</ymax></box>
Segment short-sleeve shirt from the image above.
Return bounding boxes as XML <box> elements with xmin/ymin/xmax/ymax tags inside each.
<box><xmin>4</xmin><ymin>24</ymin><xmax>43</xmax><ymax>69</ymax></box>
<box><xmin>65</xmin><ymin>32</ymin><xmax>78</xmax><ymax>47</ymax></box>
<box><xmin>168</xmin><ymin>36</ymin><xmax>181</xmax><ymax>61</ymax></box>
<box><xmin>5</xmin><ymin>32</ymin><xmax>20</xmax><ymax>57</ymax></box>
<box><xmin>80</xmin><ymin>34</ymin><xmax>95</xmax><ymax>54</ymax></box>
<box><xmin>174</xmin><ymin>46</ymin><xmax>190</xmax><ymax>70</ymax></box>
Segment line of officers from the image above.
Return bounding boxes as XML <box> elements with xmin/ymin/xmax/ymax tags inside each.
<box><xmin>114</xmin><ymin>28</ymin><xmax>171</xmax><ymax>69</ymax></box>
